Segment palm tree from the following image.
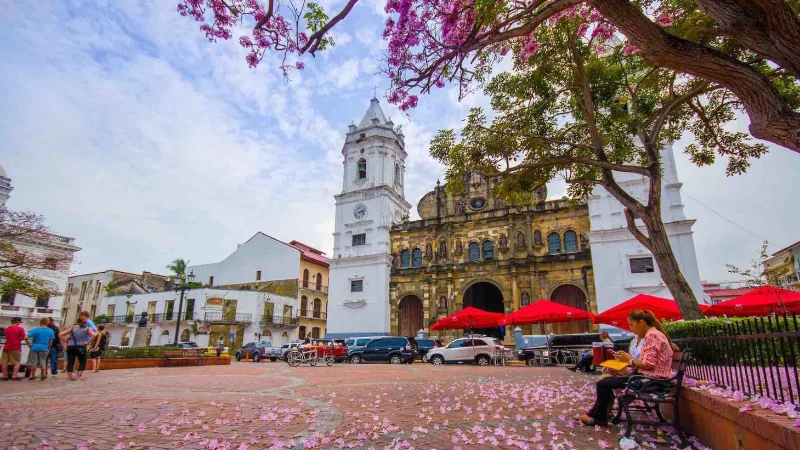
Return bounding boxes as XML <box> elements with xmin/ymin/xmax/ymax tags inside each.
<box><xmin>166</xmin><ymin>258</ymin><xmax>188</xmax><ymax>278</ymax></box>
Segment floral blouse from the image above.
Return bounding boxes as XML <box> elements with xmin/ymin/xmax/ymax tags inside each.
<box><xmin>638</xmin><ymin>327</ymin><xmax>674</xmax><ymax>379</ymax></box>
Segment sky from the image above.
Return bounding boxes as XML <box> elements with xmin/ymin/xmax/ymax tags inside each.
<box><xmin>1</xmin><ymin>0</ymin><xmax>798</xmax><ymax>284</ymax></box>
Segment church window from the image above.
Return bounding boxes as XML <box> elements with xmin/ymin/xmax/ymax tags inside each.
<box><xmin>547</xmin><ymin>233</ymin><xmax>561</xmax><ymax>255</ymax></box>
<box><xmin>394</xmin><ymin>163</ymin><xmax>401</xmax><ymax>185</ymax></box>
<box><xmin>482</xmin><ymin>241</ymin><xmax>494</xmax><ymax>260</ymax></box>
<box><xmin>412</xmin><ymin>248</ymin><xmax>423</xmax><ymax>267</ymax></box>
<box><xmin>357</xmin><ymin>158</ymin><xmax>367</xmax><ymax>180</ymax></box>
<box><xmin>455</xmin><ymin>200</ymin><xmax>466</xmax><ymax>215</ymax></box>
<box><xmin>534</xmin><ymin>230</ymin><xmax>543</xmax><ymax>245</ymax></box>
<box><xmin>352</xmin><ymin>233</ymin><xmax>366</xmax><ymax>246</ymax></box>
<box><xmin>469</xmin><ymin>197</ymin><xmax>487</xmax><ymax>210</ymax></box>
<box><xmin>564</xmin><ymin>230</ymin><xmax>578</xmax><ymax>252</ymax></box>
<box><xmin>468</xmin><ymin>243</ymin><xmax>480</xmax><ymax>262</ymax></box>
<box><xmin>400</xmin><ymin>250</ymin><xmax>410</xmax><ymax>268</ymax></box>
<box><xmin>630</xmin><ymin>257</ymin><xmax>655</xmax><ymax>274</ymax></box>
<box><xmin>350</xmin><ymin>280</ymin><xmax>364</xmax><ymax>292</ymax></box>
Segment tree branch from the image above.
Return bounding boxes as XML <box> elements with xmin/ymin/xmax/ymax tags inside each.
<box><xmin>624</xmin><ymin>207</ymin><xmax>652</xmax><ymax>248</ymax></box>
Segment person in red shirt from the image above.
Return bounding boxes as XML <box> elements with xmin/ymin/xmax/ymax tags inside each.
<box><xmin>2</xmin><ymin>317</ymin><xmax>31</xmax><ymax>381</ymax></box>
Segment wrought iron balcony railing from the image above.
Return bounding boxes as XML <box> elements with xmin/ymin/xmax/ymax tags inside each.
<box><xmin>204</xmin><ymin>312</ymin><xmax>252</xmax><ymax>324</ymax></box>
<box><xmin>259</xmin><ymin>315</ymin><xmax>300</xmax><ymax>327</ymax></box>
<box><xmin>299</xmin><ymin>310</ymin><xmax>327</xmax><ymax>320</ymax></box>
<box><xmin>298</xmin><ymin>279</ymin><xmax>328</xmax><ymax>294</ymax></box>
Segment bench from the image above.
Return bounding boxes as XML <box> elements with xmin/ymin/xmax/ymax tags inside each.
<box><xmin>162</xmin><ymin>349</ymin><xmax>204</xmax><ymax>367</ymax></box>
<box><xmin>611</xmin><ymin>349</ymin><xmax>693</xmax><ymax>449</ymax></box>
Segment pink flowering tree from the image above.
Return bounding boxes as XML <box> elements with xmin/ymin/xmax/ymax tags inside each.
<box><xmin>179</xmin><ymin>0</ymin><xmax>800</xmax><ymax>152</ymax></box>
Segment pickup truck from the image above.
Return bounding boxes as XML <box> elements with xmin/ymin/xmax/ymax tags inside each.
<box><xmin>234</xmin><ymin>341</ymin><xmax>282</xmax><ymax>362</ymax></box>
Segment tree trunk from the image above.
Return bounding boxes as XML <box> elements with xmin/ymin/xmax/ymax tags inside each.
<box><xmin>638</xmin><ymin>213</ymin><xmax>706</xmax><ymax>320</ymax></box>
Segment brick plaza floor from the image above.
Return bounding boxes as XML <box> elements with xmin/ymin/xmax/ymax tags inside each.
<box><xmin>0</xmin><ymin>362</ymin><xmax>707</xmax><ymax>449</ymax></box>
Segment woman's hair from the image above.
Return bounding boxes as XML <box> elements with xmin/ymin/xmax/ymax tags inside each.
<box><xmin>98</xmin><ymin>324</ymin><xmax>105</xmax><ymax>331</ymax></box>
<box><xmin>76</xmin><ymin>317</ymin><xmax>87</xmax><ymax>328</ymax></box>
<box><xmin>628</xmin><ymin>309</ymin><xmax>674</xmax><ymax>345</ymax></box>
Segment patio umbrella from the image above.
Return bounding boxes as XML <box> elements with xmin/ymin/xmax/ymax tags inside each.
<box><xmin>500</xmin><ymin>299</ymin><xmax>594</xmax><ymax>326</ymax></box>
<box><xmin>593</xmin><ymin>294</ymin><xmax>683</xmax><ymax>331</ymax></box>
<box><xmin>429</xmin><ymin>306</ymin><xmax>504</xmax><ymax>331</ymax></box>
<box><xmin>707</xmin><ymin>286</ymin><xmax>800</xmax><ymax>317</ymax></box>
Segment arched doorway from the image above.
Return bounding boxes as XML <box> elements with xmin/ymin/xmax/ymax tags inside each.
<box><xmin>180</xmin><ymin>329</ymin><xmax>191</xmax><ymax>343</ymax></box>
<box><xmin>159</xmin><ymin>330</ymin><xmax>170</xmax><ymax>345</ymax></box>
<box><xmin>550</xmin><ymin>284</ymin><xmax>591</xmax><ymax>334</ymax></box>
<box><xmin>398</xmin><ymin>295</ymin><xmax>423</xmax><ymax>337</ymax></box>
<box><xmin>463</xmin><ymin>282</ymin><xmax>504</xmax><ymax>338</ymax></box>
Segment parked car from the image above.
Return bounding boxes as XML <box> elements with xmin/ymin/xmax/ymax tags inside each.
<box><xmin>235</xmin><ymin>341</ymin><xmax>282</xmax><ymax>362</ymax></box>
<box><xmin>517</xmin><ymin>333</ymin><xmax>633</xmax><ymax>365</ymax></box>
<box><xmin>416</xmin><ymin>338</ymin><xmax>443</xmax><ymax>363</ymax></box>
<box><xmin>345</xmin><ymin>336</ymin><xmax>388</xmax><ymax>354</ymax></box>
<box><xmin>426</xmin><ymin>337</ymin><xmax>509</xmax><ymax>366</ymax></box>
<box><xmin>348</xmin><ymin>336</ymin><xmax>418</xmax><ymax>364</ymax></box>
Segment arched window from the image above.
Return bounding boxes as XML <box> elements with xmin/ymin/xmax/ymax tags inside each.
<box><xmin>311</xmin><ymin>327</ymin><xmax>321</xmax><ymax>339</ymax></box>
<box><xmin>121</xmin><ymin>331</ymin><xmax>131</xmax><ymax>346</ymax></box>
<box><xmin>315</xmin><ymin>273</ymin><xmax>322</xmax><ymax>291</ymax></box>
<box><xmin>400</xmin><ymin>250</ymin><xmax>410</xmax><ymax>268</ymax></box>
<box><xmin>302</xmin><ymin>269</ymin><xmax>309</xmax><ymax>288</ymax></box>
<box><xmin>482</xmin><ymin>241</ymin><xmax>494</xmax><ymax>260</ymax></box>
<box><xmin>564</xmin><ymin>230</ymin><xmax>578</xmax><ymax>253</ymax></box>
<box><xmin>262</xmin><ymin>330</ymin><xmax>272</xmax><ymax>338</ymax></box>
<box><xmin>548</xmin><ymin>232</ymin><xmax>562</xmax><ymax>255</ymax></box>
<box><xmin>468</xmin><ymin>242</ymin><xmax>480</xmax><ymax>262</ymax></box>
<box><xmin>357</xmin><ymin>158</ymin><xmax>367</xmax><ymax>180</ymax></box>
<box><xmin>313</xmin><ymin>298</ymin><xmax>322</xmax><ymax>318</ymax></box>
<box><xmin>299</xmin><ymin>326</ymin><xmax>307</xmax><ymax>340</ymax></box>
<box><xmin>394</xmin><ymin>162</ymin><xmax>401</xmax><ymax>185</ymax></box>
<box><xmin>412</xmin><ymin>248</ymin><xmax>423</xmax><ymax>267</ymax></box>
<box><xmin>180</xmin><ymin>329</ymin><xmax>191</xmax><ymax>342</ymax></box>
<box><xmin>300</xmin><ymin>296</ymin><xmax>308</xmax><ymax>317</ymax></box>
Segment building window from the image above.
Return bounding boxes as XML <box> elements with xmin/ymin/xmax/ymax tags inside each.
<box><xmin>1</xmin><ymin>292</ymin><xmax>15</xmax><ymax>305</ymax></box>
<box><xmin>564</xmin><ymin>230</ymin><xmax>578</xmax><ymax>253</ymax></box>
<box><xmin>208</xmin><ymin>276</ymin><xmax>214</xmax><ymax>286</ymax></box>
<box><xmin>400</xmin><ymin>250</ymin><xmax>410</xmax><ymax>268</ymax></box>
<box><xmin>107</xmin><ymin>305</ymin><xmax>115</xmax><ymax>317</ymax></box>
<box><xmin>35</xmin><ymin>295</ymin><xmax>49</xmax><ymax>308</ymax></box>
<box><xmin>299</xmin><ymin>326</ymin><xmax>307</xmax><ymax>340</ymax></box>
<box><xmin>94</xmin><ymin>281</ymin><xmax>102</xmax><ymax>299</ymax></box>
<box><xmin>121</xmin><ymin>331</ymin><xmax>131</xmax><ymax>346</ymax></box>
<box><xmin>90</xmin><ymin>305</ymin><xmax>96</xmax><ymax>317</ymax></box>
<box><xmin>412</xmin><ymin>248</ymin><xmax>422</xmax><ymax>267</ymax></box>
<box><xmin>357</xmin><ymin>158</ymin><xmax>367</xmax><ymax>180</ymax></box>
<box><xmin>482</xmin><ymin>241</ymin><xmax>494</xmax><ymax>260</ymax></box>
<box><xmin>311</xmin><ymin>327</ymin><xmax>321</xmax><ymax>339</ymax></box>
<box><xmin>185</xmin><ymin>298</ymin><xmax>195</xmax><ymax>320</ymax></box>
<box><xmin>630</xmin><ymin>257</ymin><xmax>655</xmax><ymax>274</ymax></box>
<box><xmin>43</xmin><ymin>257</ymin><xmax>57</xmax><ymax>270</ymax></box>
<box><xmin>547</xmin><ymin>233</ymin><xmax>562</xmax><ymax>255</ymax></box>
<box><xmin>352</xmin><ymin>233</ymin><xmax>366</xmax><ymax>246</ymax></box>
<box><xmin>313</xmin><ymin>298</ymin><xmax>322</xmax><ymax>318</ymax></box>
<box><xmin>468</xmin><ymin>242</ymin><xmax>480</xmax><ymax>262</ymax></box>
<box><xmin>315</xmin><ymin>273</ymin><xmax>322</xmax><ymax>291</ymax></box>
<box><xmin>256</xmin><ymin>270</ymin><xmax>262</xmax><ymax>281</ymax></box>
<box><xmin>351</xmin><ymin>280</ymin><xmax>363</xmax><ymax>292</ymax></box>
<box><xmin>302</xmin><ymin>269</ymin><xmax>309</xmax><ymax>288</ymax></box>
<box><xmin>301</xmin><ymin>296</ymin><xmax>308</xmax><ymax>316</ymax></box>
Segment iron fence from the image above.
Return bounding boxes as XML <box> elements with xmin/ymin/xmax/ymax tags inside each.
<box><xmin>259</xmin><ymin>315</ymin><xmax>300</xmax><ymax>326</ymax></box>
<box><xmin>669</xmin><ymin>313</ymin><xmax>800</xmax><ymax>405</ymax></box>
<box><xmin>204</xmin><ymin>312</ymin><xmax>252</xmax><ymax>323</ymax></box>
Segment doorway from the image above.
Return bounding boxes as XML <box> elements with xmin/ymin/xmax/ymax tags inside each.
<box><xmin>398</xmin><ymin>295</ymin><xmax>423</xmax><ymax>337</ymax></box>
<box><xmin>550</xmin><ymin>284</ymin><xmax>591</xmax><ymax>334</ymax></box>
<box><xmin>462</xmin><ymin>282</ymin><xmax>504</xmax><ymax>338</ymax></box>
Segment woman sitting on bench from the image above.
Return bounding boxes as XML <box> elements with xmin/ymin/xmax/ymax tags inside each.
<box><xmin>578</xmin><ymin>310</ymin><xmax>674</xmax><ymax>426</ymax></box>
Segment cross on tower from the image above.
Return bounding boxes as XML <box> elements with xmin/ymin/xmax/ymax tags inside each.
<box><xmin>373</xmin><ymin>84</ymin><xmax>378</xmax><ymax>99</ymax></box>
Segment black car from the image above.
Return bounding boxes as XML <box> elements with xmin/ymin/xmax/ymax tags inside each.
<box><xmin>518</xmin><ymin>333</ymin><xmax>632</xmax><ymax>365</ymax></box>
<box><xmin>416</xmin><ymin>338</ymin><xmax>443</xmax><ymax>362</ymax></box>
<box><xmin>348</xmin><ymin>336</ymin><xmax>418</xmax><ymax>364</ymax></box>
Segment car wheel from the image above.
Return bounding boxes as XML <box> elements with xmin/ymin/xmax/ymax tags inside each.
<box><xmin>422</xmin><ymin>354</ymin><xmax>429</xmax><ymax>363</ymax></box>
<box><xmin>350</xmin><ymin>355</ymin><xmax>362</xmax><ymax>364</ymax></box>
<box><xmin>526</xmin><ymin>356</ymin><xmax>535</xmax><ymax>366</ymax></box>
<box><xmin>235</xmin><ymin>352</ymin><xmax>242</xmax><ymax>361</ymax></box>
<box><xmin>431</xmin><ymin>355</ymin><xmax>444</xmax><ymax>365</ymax></box>
<box><xmin>476</xmin><ymin>355</ymin><xmax>490</xmax><ymax>366</ymax></box>
<box><xmin>390</xmin><ymin>355</ymin><xmax>402</xmax><ymax>365</ymax></box>
<box><xmin>253</xmin><ymin>353</ymin><xmax>260</xmax><ymax>362</ymax></box>
<box><xmin>270</xmin><ymin>357</ymin><xmax>277</xmax><ymax>362</ymax></box>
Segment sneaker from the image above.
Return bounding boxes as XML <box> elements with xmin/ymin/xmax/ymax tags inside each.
<box><xmin>51</xmin><ymin>373</ymin><xmax>58</xmax><ymax>377</ymax></box>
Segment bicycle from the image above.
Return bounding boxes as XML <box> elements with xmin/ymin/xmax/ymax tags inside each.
<box><xmin>286</xmin><ymin>346</ymin><xmax>335</xmax><ymax>367</ymax></box>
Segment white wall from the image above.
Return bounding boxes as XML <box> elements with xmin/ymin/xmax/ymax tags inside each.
<box><xmin>188</xmin><ymin>233</ymin><xmax>301</xmax><ymax>286</ymax></box>
<box><xmin>588</xmin><ymin>144</ymin><xmax>703</xmax><ymax>313</ymax></box>
<box><xmin>327</xmin><ymin>254</ymin><xmax>393</xmax><ymax>337</ymax></box>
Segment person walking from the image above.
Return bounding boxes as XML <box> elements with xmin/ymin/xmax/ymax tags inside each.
<box><xmin>1</xmin><ymin>317</ymin><xmax>30</xmax><ymax>381</ymax></box>
<box><xmin>58</xmin><ymin>317</ymin><xmax>96</xmax><ymax>381</ymax></box>
<box><xmin>216</xmin><ymin>337</ymin><xmax>224</xmax><ymax>357</ymax></box>
<box><xmin>47</xmin><ymin>318</ymin><xmax>62</xmax><ymax>377</ymax></box>
<box><xmin>89</xmin><ymin>325</ymin><xmax>109</xmax><ymax>372</ymax></box>
<box><xmin>26</xmin><ymin>317</ymin><xmax>55</xmax><ymax>381</ymax></box>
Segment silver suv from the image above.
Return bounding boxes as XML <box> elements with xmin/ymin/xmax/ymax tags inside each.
<box><xmin>426</xmin><ymin>337</ymin><xmax>510</xmax><ymax>366</ymax></box>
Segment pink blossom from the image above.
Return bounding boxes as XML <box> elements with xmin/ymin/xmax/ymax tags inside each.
<box><xmin>623</xmin><ymin>45</ymin><xmax>639</xmax><ymax>56</ymax></box>
<box><xmin>655</xmin><ymin>13</ymin><xmax>674</xmax><ymax>27</ymax></box>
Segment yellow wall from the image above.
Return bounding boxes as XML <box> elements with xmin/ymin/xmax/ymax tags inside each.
<box><xmin>298</xmin><ymin>259</ymin><xmax>329</xmax><ymax>338</ymax></box>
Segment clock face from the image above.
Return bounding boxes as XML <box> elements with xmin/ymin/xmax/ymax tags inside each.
<box><xmin>353</xmin><ymin>203</ymin><xmax>368</xmax><ymax>220</ymax></box>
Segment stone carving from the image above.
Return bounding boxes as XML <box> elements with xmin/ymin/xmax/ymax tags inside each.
<box><xmin>437</xmin><ymin>296</ymin><xmax>448</xmax><ymax>313</ymax></box>
<box><xmin>455</xmin><ymin>240</ymin><xmax>463</xmax><ymax>255</ymax></box>
<box><xmin>516</xmin><ymin>231</ymin><xmax>526</xmax><ymax>249</ymax></box>
<box><xmin>439</xmin><ymin>240</ymin><xmax>447</xmax><ymax>257</ymax></box>
<box><xmin>425</xmin><ymin>243</ymin><xmax>433</xmax><ymax>258</ymax></box>
<box><xmin>534</xmin><ymin>230</ymin><xmax>543</xmax><ymax>246</ymax></box>
<box><xmin>499</xmin><ymin>234</ymin><xmax>508</xmax><ymax>250</ymax></box>
<box><xmin>521</xmin><ymin>291</ymin><xmax>530</xmax><ymax>306</ymax></box>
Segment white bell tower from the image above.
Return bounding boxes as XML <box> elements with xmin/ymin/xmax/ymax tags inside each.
<box><xmin>326</xmin><ymin>97</ymin><xmax>411</xmax><ymax>338</ymax></box>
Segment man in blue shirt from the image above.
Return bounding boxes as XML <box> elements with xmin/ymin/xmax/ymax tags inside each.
<box><xmin>27</xmin><ymin>317</ymin><xmax>55</xmax><ymax>380</ymax></box>
<box><xmin>80</xmin><ymin>311</ymin><xmax>98</xmax><ymax>332</ymax></box>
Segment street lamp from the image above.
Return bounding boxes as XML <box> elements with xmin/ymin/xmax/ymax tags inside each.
<box><xmin>173</xmin><ymin>270</ymin><xmax>196</xmax><ymax>345</ymax></box>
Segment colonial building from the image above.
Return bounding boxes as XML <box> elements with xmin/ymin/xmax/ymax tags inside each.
<box><xmin>389</xmin><ymin>177</ymin><xmax>595</xmax><ymax>338</ymax></box>
<box><xmin>291</xmin><ymin>240</ymin><xmax>330</xmax><ymax>340</ymax></box>
<box><xmin>0</xmin><ymin>164</ymin><xmax>81</xmax><ymax>332</ymax></box>
<box><xmin>763</xmin><ymin>240</ymin><xmax>800</xmax><ymax>290</ymax></box>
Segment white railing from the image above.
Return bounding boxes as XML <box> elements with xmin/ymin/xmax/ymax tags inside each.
<box><xmin>0</xmin><ymin>305</ymin><xmax>62</xmax><ymax>319</ymax></box>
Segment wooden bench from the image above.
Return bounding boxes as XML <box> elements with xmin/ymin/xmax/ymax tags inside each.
<box><xmin>163</xmin><ymin>349</ymin><xmax>204</xmax><ymax>367</ymax></box>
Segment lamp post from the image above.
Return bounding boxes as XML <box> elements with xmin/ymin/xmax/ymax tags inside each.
<box><xmin>173</xmin><ymin>270</ymin><xmax>196</xmax><ymax>345</ymax></box>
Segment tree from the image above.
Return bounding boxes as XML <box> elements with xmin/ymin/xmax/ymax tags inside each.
<box><xmin>0</xmin><ymin>206</ymin><xmax>73</xmax><ymax>299</ymax></box>
<box><xmin>178</xmin><ymin>1</ymin><xmax>800</xmax><ymax>152</ymax></box>
<box><xmin>726</xmin><ymin>240</ymin><xmax>772</xmax><ymax>287</ymax></box>
<box><xmin>430</xmin><ymin>19</ymin><xmax>767</xmax><ymax>319</ymax></box>
<box><xmin>166</xmin><ymin>258</ymin><xmax>188</xmax><ymax>278</ymax></box>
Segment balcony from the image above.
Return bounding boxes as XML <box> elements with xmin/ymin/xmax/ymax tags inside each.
<box><xmin>259</xmin><ymin>315</ymin><xmax>300</xmax><ymax>327</ymax></box>
<box><xmin>298</xmin><ymin>280</ymin><xmax>328</xmax><ymax>294</ymax></box>
<box><xmin>204</xmin><ymin>312</ymin><xmax>252</xmax><ymax>324</ymax></box>
<box><xmin>299</xmin><ymin>311</ymin><xmax>327</xmax><ymax>320</ymax></box>
<box><xmin>0</xmin><ymin>305</ymin><xmax>62</xmax><ymax>319</ymax></box>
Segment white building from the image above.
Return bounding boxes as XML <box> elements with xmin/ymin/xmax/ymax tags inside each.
<box><xmin>326</xmin><ymin>97</ymin><xmax>411</xmax><ymax>338</ymax></box>
<box><xmin>587</xmin><ymin>144</ymin><xmax>703</xmax><ymax>313</ymax></box>
<box><xmin>99</xmin><ymin>288</ymin><xmax>297</xmax><ymax>348</ymax></box>
<box><xmin>0</xmin><ymin>164</ymin><xmax>81</xmax><ymax>331</ymax></box>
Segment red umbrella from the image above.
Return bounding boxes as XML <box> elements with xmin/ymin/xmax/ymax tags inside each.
<box><xmin>430</xmin><ymin>306</ymin><xmax>504</xmax><ymax>331</ymax></box>
<box><xmin>500</xmin><ymin>299</ymin><xmax>593</xmax><ymax>326</ymax></box>
<box><xmin>707</xmin><ymin>286</ymin><xmax>800</xmax><ymax>317</ymax></box>
<box><xmin>593</xmin><ymin>294</ymin><xmax>683</xmax><ymax>331</ymax></box>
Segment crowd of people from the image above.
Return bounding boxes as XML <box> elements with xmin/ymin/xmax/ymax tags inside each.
<box><xmin>0</xmin><ymin>311</ymin><xmax>109</xmax><ymax>381</ymax></box>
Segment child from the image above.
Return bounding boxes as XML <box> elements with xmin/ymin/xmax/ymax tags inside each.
<box><xmin>26</xmin><ymin>317</ymin><xmax>55</xmax><ymax>380</ymax></box>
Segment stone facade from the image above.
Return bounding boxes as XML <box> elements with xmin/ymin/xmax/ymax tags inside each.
<box><xmin>389</xmin><ymin>174</ymin><xmax>596</xmax><ymax>339</ymax></box>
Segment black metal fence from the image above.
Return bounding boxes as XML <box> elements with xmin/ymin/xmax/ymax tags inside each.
<box><xmin>668</xmin><ymin>313</ymin><xmax>800</xmax><ymax>405</ymax></box>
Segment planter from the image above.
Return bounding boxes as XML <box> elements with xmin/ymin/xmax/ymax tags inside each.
<box><xmin>57</xmin><ymin>356</ymin><xmax>231</xmax><ymax>371</ymax></box>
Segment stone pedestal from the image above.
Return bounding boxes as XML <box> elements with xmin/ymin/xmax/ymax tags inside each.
<box><xmin>132</xmin><ymin>328</ymin><xmax>150</xmax><ymax>347</ymax></box>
